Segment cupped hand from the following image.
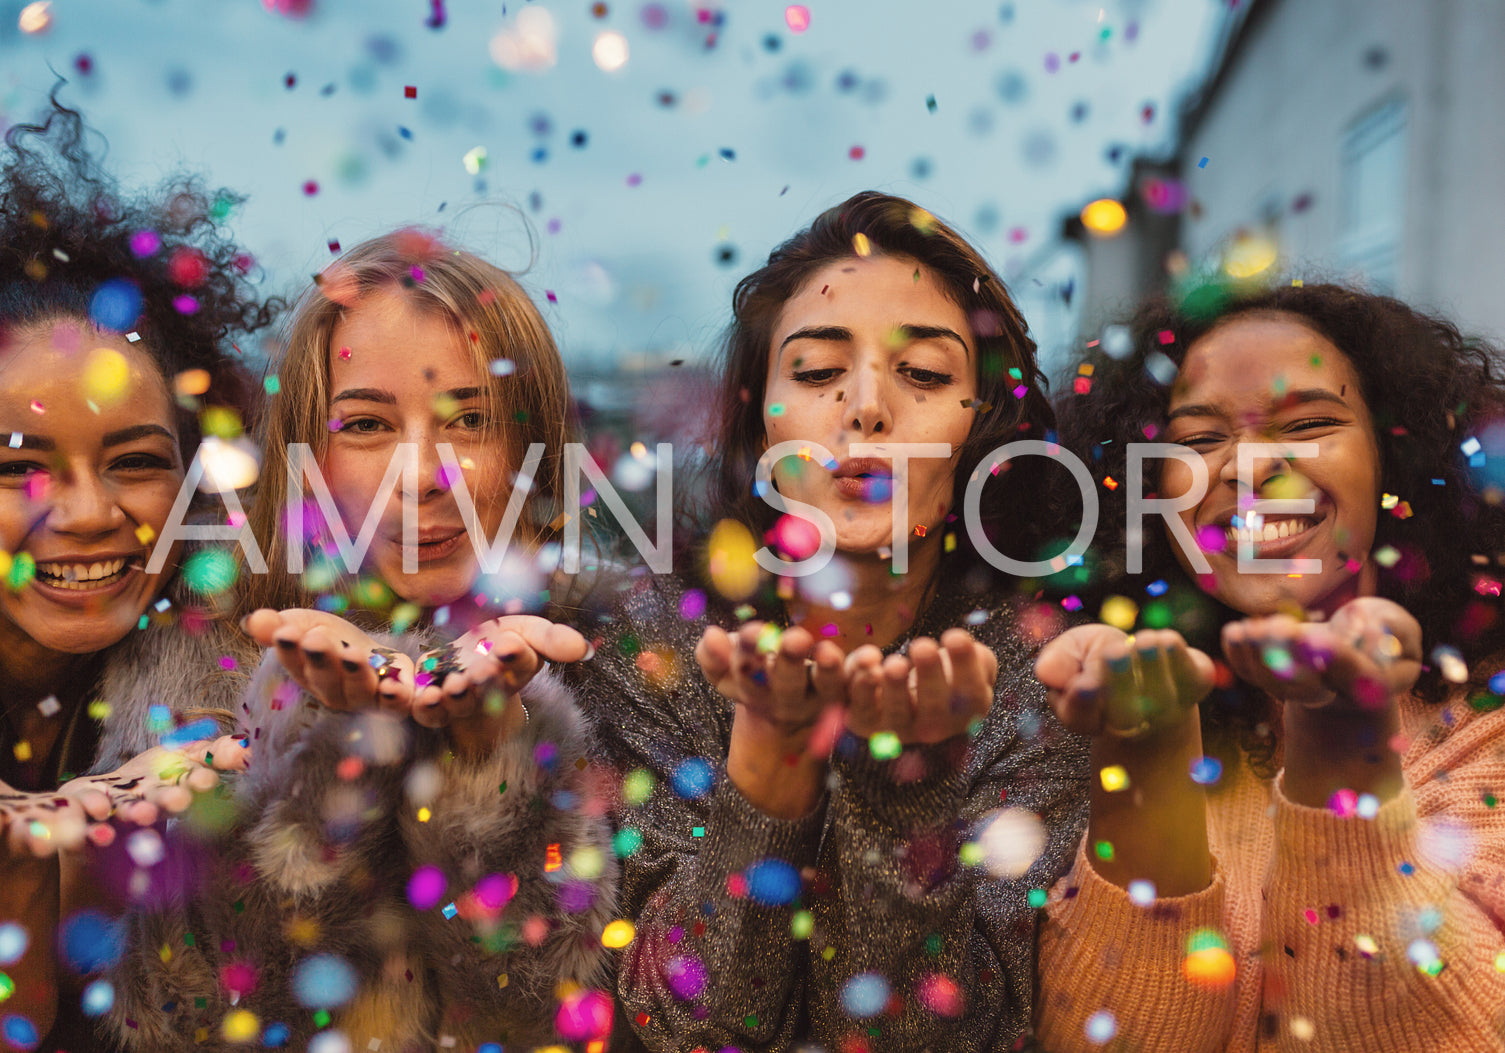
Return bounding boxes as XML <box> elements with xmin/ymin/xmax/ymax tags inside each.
<box><xmin>1221</xmin><ymin>596</ymin><xmax>1421</xmax><ymax>713</ymax></box>
<box><xmin>696</xmin><ymin>622</ymin><xmax>847</xmax><ymax>734</ymax></box>
<box><xmin>845</xmin><ymin>628</ymin><xmax>999</xmax><ymax>745</ymax></box>
<box><xmin>244</xmin><ymin>607</ymin><xmax>417</xmax><ymax>716</ymax></box>
<box><xmin>411</xmin><ymin>616</ymin><xmax>589</xmax><ymax>754</ymax></box>
<box><xmin>1</xmin><ymin>735</ymin><xmax>250</xmax><ymax>857</ymax></box>
<box><xmin>1034</xmin><ymin>623</ymin><xmax>1214</xmax><ymax>739</ymax></box>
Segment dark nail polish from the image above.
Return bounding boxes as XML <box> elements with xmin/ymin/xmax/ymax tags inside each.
<box><xmin>275</xmin><ymin>638</ymin><xmax>297</xmax><ymax>651</ymax></box>
<box><xmin>303</xmin><ymin>649</ymin><xmax>328</xmax><ymax>667</ymax></box>
<box><xmin>341</xmin><ymin>659</ymin><xmax>361</xmax><ymax>673</ymax></box>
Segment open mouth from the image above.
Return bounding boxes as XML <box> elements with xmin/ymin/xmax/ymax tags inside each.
<box><xmin>34</xmin><ymin>557</ymin><xmax>135</xmax><ymax>590</ymax></box>
<box><xmin>1223</xmin><ymin>515</ymin><xmax>1319</xmax><ymax>547</ymax></box>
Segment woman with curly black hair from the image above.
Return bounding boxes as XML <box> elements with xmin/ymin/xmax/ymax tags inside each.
<box><xmin>1034</xmin><ymin>282</ymin><xmax>1505</xmax><ymax>1051</ymax></box>
<box><xmin>0</xmin><ymin>96</ymin><xmax>273</xmax><ymax>1049</ymax></box>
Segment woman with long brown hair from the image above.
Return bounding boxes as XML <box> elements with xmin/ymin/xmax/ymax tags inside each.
<box><xmin>575</xmin><ymin>191</ymin><xmax>1089</xmax><ymax>1051</ymax></box>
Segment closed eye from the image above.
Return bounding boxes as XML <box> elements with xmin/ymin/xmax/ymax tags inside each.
<box><xmin>899</xmin><ymin>366</ymin><xmax>955</xmax><ymax>388</ymax></box>
<box><xmin>1286</xmin><ymin>417</ymin><xmax>1345</xmax><ymax>432</ymax></box>
<box><xmin>791</xmin><ymin>368</ymin><xmax>843</xmax><ymax>385</ymax></box>
<box><xmin>1174</xmin><ymin>433</ymin><xmax>1225</xmax><ymax>448</ymax></box>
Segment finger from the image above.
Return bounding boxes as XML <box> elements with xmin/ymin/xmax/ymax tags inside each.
<box><xmin>878</xmin><ymin>654</ymin><xmax>914</xmax><ymax>735</ymax></box>
<box><xmin>337</xmin><ymin>640</ymin><xmax>383</xmax><ymax>706</ymax></box>
<box><xmin>205</xmin><ymin>736</ymin><xmax>252</xmax><ymax>773</ymax></box>
<box><xmin>501</xmin><ymin>617</ymin><xmax>589</xmax><ymax>665</ymax></box>
<box><xmin>769</xmin><ymin>628</ymin><xmax>814</xmax><ymax>720</ymax></box>
<box><xmin>490</xmin><ymin>631</ymin><xmax>542</xmax><ymax>694</ymax></box>
<box><xmin>910</xmin><ymin>638</ymin><xmax>948</xmax><ymax>714</ymax></box>
<box><xmin>297</xmin><ymin>625</ymin><xmax>348</xmax><ymax>708</ymax></box>
<box><xmin>376</xmin><ymin>653</ymin><xmax>417</xmax><ymax>716</ymax></box>
<box><xmin>1098</xmin><ymin>644</ymin><xmax>1148</xmax><ymax>735</ymax></box>
<box><xmin>809</xmin><ymin>640</ymin><xmax>847</xmax><ymax>708</ymax></box>
<box><xmin>942</xmin><ymin>629</ymin><xmax>995</xmax><ymax>719</ymax></box>
<box><xmin>242</xmin><ymin>608</ymin><xmax>287</xmax><ymax>646</ymax></box>
<box><xmin>696</xmin><ymin>626</ymin><xmax>734</xmax><ymax>682</ymax></box>
<box><xmin>845</xmin><ymin>647</ymin><xmax>885</xmax><ymax>736</ymax></box>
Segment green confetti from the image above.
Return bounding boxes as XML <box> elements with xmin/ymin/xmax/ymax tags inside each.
<box><xmin>869</xmin><ymin>731</ymin><xmax>902</xmax><ymax>760</ymax></box>
<box><xmin>1094</xmin><ymin>840</ymin><xmax>1115</xmax><ymax>862</ymax></box>
<box><xmin>7</xmin><ymin>552</ymin><xmax>35</xmax><ymax>591</ymax></box>
<box><xmin>692</xmin><ymin>826</ymin><xmax>705</xmax><ymax>838</ymax></box>
<box><xmin>623</xmin><ymin>768</ymin><xmax>655</xmax><ymax>805</ymax></box>
<box><xmin>614</xmin><ymin>827</ymin><xmax>644</xmax><ymax>858</ymax></box>
<box><xmin>182</xmin><ymin>548</ymin><xmax>238</xmax><ymax>596</ymax></box>
<box><xmin>498</xmin><ymin>781</ymin><xmax>508</xmax><ymax>795</ymax></box>
<box><xmin>791</xmin><ymin>910</ymin><xmax>813</xmax><ymax>939</ymax></box>
<box><xmin>1027</xmin><ymin>888</ymin><xmax>1048</xmax><ymax>908</ymax></box>
<box><xmin>263</xmin><ymin>375</ymin><xmax>281</xmax><ymax>395</ymax></box>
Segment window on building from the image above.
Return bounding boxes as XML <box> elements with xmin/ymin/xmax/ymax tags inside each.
<box><xmin>1338</xmin><ymin>97</ymin><xmax>1408</xmax><ymax>294</ymax></box>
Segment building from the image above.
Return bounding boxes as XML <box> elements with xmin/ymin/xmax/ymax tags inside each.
<box><xmin>1058</xmin><ymin>0</ymin><xmax>1505</xmax><ymax>360</ymax></box>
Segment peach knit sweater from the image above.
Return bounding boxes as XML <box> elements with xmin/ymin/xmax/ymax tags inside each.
<box><xmin>1035</xmin><ymin>690</ymin><xmax>1505</xmax><ymax>1051</ymax></box>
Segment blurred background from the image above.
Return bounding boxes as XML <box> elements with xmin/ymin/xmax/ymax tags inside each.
<box><xmin>2</xmin><ymin>0</ymin><xmax>1502</xmax><ymax>455</ymax></box>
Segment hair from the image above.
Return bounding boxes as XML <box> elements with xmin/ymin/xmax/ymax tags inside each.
<box><xmin>237</xmin><ymin>228</ymin><xmax>574</xmax><ymax>620</ymax></box>
<box><xmin>1058</xmin><ymin>280</ymin><xmax>1505</xmax><ymax>773</ymax></box>
<box><xmin>699</xmin><ymin>190</ymin><xmax>1066</xmax><ymax>583</ymax></box>
<box><xmin>0</xmin><ymin>92</ymin><xmax>270</xmax><ymax>461</ymax></box>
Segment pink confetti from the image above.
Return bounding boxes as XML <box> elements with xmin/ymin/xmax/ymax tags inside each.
<box><xmin>784</xmin><ymin>4</ymin><xmax>809</xmax><ymax>32</ymax></box>
<box><xmin>302</xmin><ymin>180</ymin><xmax>319</xmax><ymax>196</ymax></box>
<box><xmin>29</xmin><ymin>401</ymin><xmax>43</xmax><ymax>414</ymax></box>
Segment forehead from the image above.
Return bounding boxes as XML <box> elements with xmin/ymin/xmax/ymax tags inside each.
<box><xmin>1171</xmin><ymin>313</ymin><xmax>1361</xmax><ymax>410</ymax></box>
<box><xmin>328</xmin><ymin>287</ymin><xmax>479</xmax><ymax>388</ymax></box>
<box><xmin>772</xmin><ymin>255</ymin><xmax>970</xmax><ymax>340</ymax></box>
<box><xmin>1</xmin><ymin>320</ymin><xmax>171</xmax><ymax>407</ymax></box>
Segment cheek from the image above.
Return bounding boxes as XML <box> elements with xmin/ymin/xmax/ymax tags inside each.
<box><xmin>1159</xmin><ymin>459</ymin><xmax>1203</xmax><ymax>506</ymax></box>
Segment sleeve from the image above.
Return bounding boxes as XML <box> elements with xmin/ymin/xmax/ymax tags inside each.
<box><xmin>1262</xmin><ymin>697</ymin><xmax>1505</xmax><ymax>1051</ymax></box>
<box><xmin>577</xmin><ymin>623</ymin><xmax>827</xmax><ymax>1053</ymax></box>
<box><xmin>1034</xmin><ymin>843</ymin><xmax>1236</xmax><ymax>1053</ymax></box>
<box><xmin>396</xmin><ymin>671</ymin><xmax>620</xmax><ymax>1047</ymax></box>
<box><xmin>808</xmin><ymin>663</ymin><xmax>1091</xmax><ymax>1053</ymax></box>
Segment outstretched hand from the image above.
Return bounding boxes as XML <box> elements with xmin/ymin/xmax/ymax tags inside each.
<box><xmin>1035</xmin><ymin>624</ymin><xmax>1214</xmax><ymax>739</ymax></box>
<box><xmin>1</xmin><ymin>735</ymin><xmax>249</xmax><ymax>857</ymax></box>
<box><xmin>1220</xmin><ymin>596</ymin><xmax>1422</xmax><ymax>714</ymax></box>
<box><xmin>244</xmin><ymin>607</ymin><xmax>416</xmax><ymax>716</ymax></box>
<box><xmin>845</xmin><ymin>628</ymin><xmax>999</xmax><ymax>745</ymax></box>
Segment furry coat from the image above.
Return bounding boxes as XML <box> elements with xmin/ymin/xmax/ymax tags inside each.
<box><xmin>99</xmin><ymin>640</ymin><xmax>618</xmax><ymax>1051</ymax></box>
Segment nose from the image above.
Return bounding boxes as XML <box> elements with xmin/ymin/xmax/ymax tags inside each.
<box><xmin>47</xmin><ymin>468</ymin><xmax>126</xmax><ymax>539</ymax></box>
<box><xmin>401</xmin><ymin>434</ymin><xmax>451</xmax><ymax>505</ymax></box>
<box><xmin>1217</xmin><ymin>441</ymin><xmax>1294</xmax><ymax>496</ymax></box>
<box><xmin>845</xmin><ymin>362</ymin><xmax>893</xmax><ymax>437</ymax></box>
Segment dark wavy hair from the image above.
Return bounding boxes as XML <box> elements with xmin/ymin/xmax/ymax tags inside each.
<box><xmin>0</xmin><ymin>91</ymin><xmax>273</xmax><ymax>456</ymax></box>
<box><xmin>1057</xmin><ymin>281</ymin><xmax>1505</xmax><ymax>774</ymax></box>
<box><xmin>699</xmin><ymin>190</ymin><xmax>1067</xmax><ymax>585</ymax></box>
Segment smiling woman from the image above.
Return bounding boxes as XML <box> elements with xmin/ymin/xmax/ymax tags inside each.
<box><xmin>0</xmin><ymin>95</ymin><xmax>272</xmax><ymax>1050</ymax></box>
<box><xmin>1040</xmin><ymin>283</ymin><xmax>1505</xmax><ymax>1052</ymax></box>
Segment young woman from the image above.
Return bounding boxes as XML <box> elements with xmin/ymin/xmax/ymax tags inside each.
<box><xmin>0</xmin><ymin>100</ymin><xmax>269</xmax><ymax>1050</ymax></box>
<box><xmin>1037</xmin><ymin>283</ymin><xmax>1505</xmax><ymax>1050</ymax></box>
<box><xmin>105</xmin><ymin>231</ymin><xmax>616</xmax><ymax>1051</ymax></box>
<box><xmin>573</xmin><ymin>191</ymin><xmax>1090</xmax><ymax>1051</ymax></box>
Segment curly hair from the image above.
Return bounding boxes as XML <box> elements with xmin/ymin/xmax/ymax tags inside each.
<box><xmin>0</xmin><ymin>91</ymin><xmax>274</xmax><ymax>453</ymax></box>
<box><xmin>698</xmin><ymin>190</ymin><xmax>1069</xmax><ymax>584</ymax></box>
<box><xmin>1057</xmin><ymin>281</ymin><xmax>1505</xmax><ymax>774</ymax></box>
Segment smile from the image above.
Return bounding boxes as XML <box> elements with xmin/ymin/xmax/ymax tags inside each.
<box><xmin>1223</xmin><ymin>516</ymin><xmax>1318</xmax><ymax>547</ymax></box>
<box><xmin>34</xmin><ymin>557</ymin><xmax>133</xmax><ymax>590</ymax></box>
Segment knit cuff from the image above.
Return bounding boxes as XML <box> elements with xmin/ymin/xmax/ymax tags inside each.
<box><xmin>1046</xmin><ymin>836</ymin><xmax>1226</xmax><ymax>944</ymax></box>
<box><xmin>695</xmin><ymin>769</ymin><xmax>826</xmax><ymax>877</ymax></box>
<box><xmin>1269</xmin><ymin>774</ymin><xmax>1445</xmax><ymax>897</ymax></box>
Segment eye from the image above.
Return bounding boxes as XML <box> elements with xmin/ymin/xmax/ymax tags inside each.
<box><xmin>1174</xmin><ymin>432</ymin><xmax>1225</xmax><ymax>449</ymax></box>
<box><xmin>899</xmin><ymin>366</ymin><xmax>955</xmax><ymax>388</ymax></box>
<box><xmin>450</xmin><ymin>410</ymin><xmax>491</xmax><ymax>430</ymax></box>
<box><xmin>1286</xmin><ymin>416</ymin><xmax>1345</xmax><ymax>432</ymax></box>
<box><xmin>112</xmin><ymin>453</ymin><xmax>174</xmax><ymax>472</ymax></box>
<box><xmin>0</xmin><ymin>461</ymin><xmax>43</xmax><ymax>479</ymax></box>
<box><xmin>790</xmin><ymin>368</ymin><xmax>843</xmax><ymax>385</ymax></box>
<box><xmin>337</xmin><ymin>417</ymin><xmax>387</xmax><ymax>434</ymax></box>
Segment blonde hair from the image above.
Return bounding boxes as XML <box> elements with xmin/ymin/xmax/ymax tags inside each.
<box><xmin>237</xmin><ymin>228</ymin><xmax>573</xmax><ymax>619</ymax></box>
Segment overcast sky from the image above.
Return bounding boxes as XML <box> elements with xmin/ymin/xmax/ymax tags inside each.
<box><xmin>0</xmin><ymin>0</ymin><xmax>1233</xmax><ymax>370</ymax></box>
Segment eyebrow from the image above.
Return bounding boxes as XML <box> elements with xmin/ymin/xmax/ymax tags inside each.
<box><xmin>777</xmin><ymin>323</ymin><xmax>972</xmax><ymax>362</ymax></box>
<box><xmin>1166</xmin><ymin>388</ymin><xmax>1351</xmax><ymax>423</ymax></box>
<box><xmin>0</xmin><ymin>423</ymin><xmax>175</xmax><ymax>452</ymax></box>
<box><xmin>331</xmin><ymin>387</ymin><xmax>485</xmax><ymax>405</ymax></box>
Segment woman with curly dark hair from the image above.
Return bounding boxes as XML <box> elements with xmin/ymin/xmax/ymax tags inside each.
<box><xmin>0</xmin><ymin>97</ymin><xmax>273</xmax><ymax>1049</ymax></box>
<box><xmin>1034</xmin><ymin>281</ymin><xmax>1505</xmax><ymax>1051</ymax></box>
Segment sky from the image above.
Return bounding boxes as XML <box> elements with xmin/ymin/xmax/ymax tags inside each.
<box><xmin>0</xmin><ymin>0</ymin><xmax>1235</xmax><ymax>372</ymax></box>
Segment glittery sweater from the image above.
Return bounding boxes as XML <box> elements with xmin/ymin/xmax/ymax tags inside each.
<box><xmin>567</xmin><ymin>570</ymin><xmax>1091</xmax><ymax>1052</ymax></box>
<box><xmin>1035</xmin><ymin>690</ymin><xmax>1505</xmax><ymax>1051</ymax></box>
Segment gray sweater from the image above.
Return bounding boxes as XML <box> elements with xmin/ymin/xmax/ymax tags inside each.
<box><xmin>567</xmin><ymin>568</ymin><xmax>1090</xmax><ymax>1052</ymax></box>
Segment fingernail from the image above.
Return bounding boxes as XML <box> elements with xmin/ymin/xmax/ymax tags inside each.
<box><xmin>341</xmin><ymin>659</ymin><xmax>361</xmax><ymax>673</ymax></box>
<box><xmin>303</xmin><ymin>648</ymin><xmax>328</xmax><ymax>666</ymax></box>
<box><xmin>1106</xmin><ymin>655</ymin><xmax>1132</xmax><ymax>674</ymax></box>
<box><xmin>1136</xmin><ymin>647</ymin><xmax>1159</xmax><ymax>660</ymax></box>
<box><xmin>275</xmin><ymin>638</ymin><xmax>297</xmax><ymax>651</ymax></box>
<box><xmin>238</xmin><ymin>615</ymin><xmax>252</xmax><ymax>633</ymax></box>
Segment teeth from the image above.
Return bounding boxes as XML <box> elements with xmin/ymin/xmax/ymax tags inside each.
<box><xmin>36</xmin><ymin>558</ymin><xmax>127</xmax><ymax>584</ymax></box>
<box><xmin>1223</xmin><ymin>519</ymin><xmax>1313</xmax><ymax>546</ymax></box>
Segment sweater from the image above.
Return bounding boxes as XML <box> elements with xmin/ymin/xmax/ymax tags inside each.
<box><xmin>567</xmin><ymin>568</ymin><xmax>1091</xmax><ymax>1053</ymax></box>
<box><xmin>1035</xmin><ymin>689</ymin><xmax>1505</xmax><ymax>1051</ymax></box>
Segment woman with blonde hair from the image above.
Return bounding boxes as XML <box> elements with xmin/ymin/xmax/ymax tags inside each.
<box><xmin>106</xmin><ymin>229</ymin><xmax>615</xmax><ymax>1051</ymax></box>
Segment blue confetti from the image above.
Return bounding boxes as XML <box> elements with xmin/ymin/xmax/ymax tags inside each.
<box><xmin>89</xmin><ymin>278</ymin><xmax>142</xmax><ymax>332</ymax></box>
<box><xmin>159</xmin><ymin>717</ymin><xmax>221</xmax><ymax>750</ymax></box>
<box><xmin>59</xmin><ymin>910</ymin><xmax>124</xmax><ymax>974</ymax></box>
<box><xmin>839</xmin><ymin>972</ymin><xmax>891</xmax><ymax>1018</ymax></box>
<box><xmin>1189</xmin><ymin>755</ymin><xmax>1223</xmax><ymax>786</ymax></box>
<box><xmin>291</xmin><ymin>953</ymin><xmax>357</xmax><ymax>1009</ymax></box>
<box><xmin>671</xmin><ymin>757</ymin><xmax>716</xmax><ymax>800</ymax></box>
<box><xmin>442</xmin><ymin>902</ymin><xmax>458</xmax><ymax>919</ymax></box>
<box><xmin>1146</xmin><ymin>579</ymin><xmax>1168</xmax><ymax>597</ymax></box>
<box><xmin>745</xmin><ymin>858</ymin><xmax>801</xmax><ymax>906</ymax></box>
